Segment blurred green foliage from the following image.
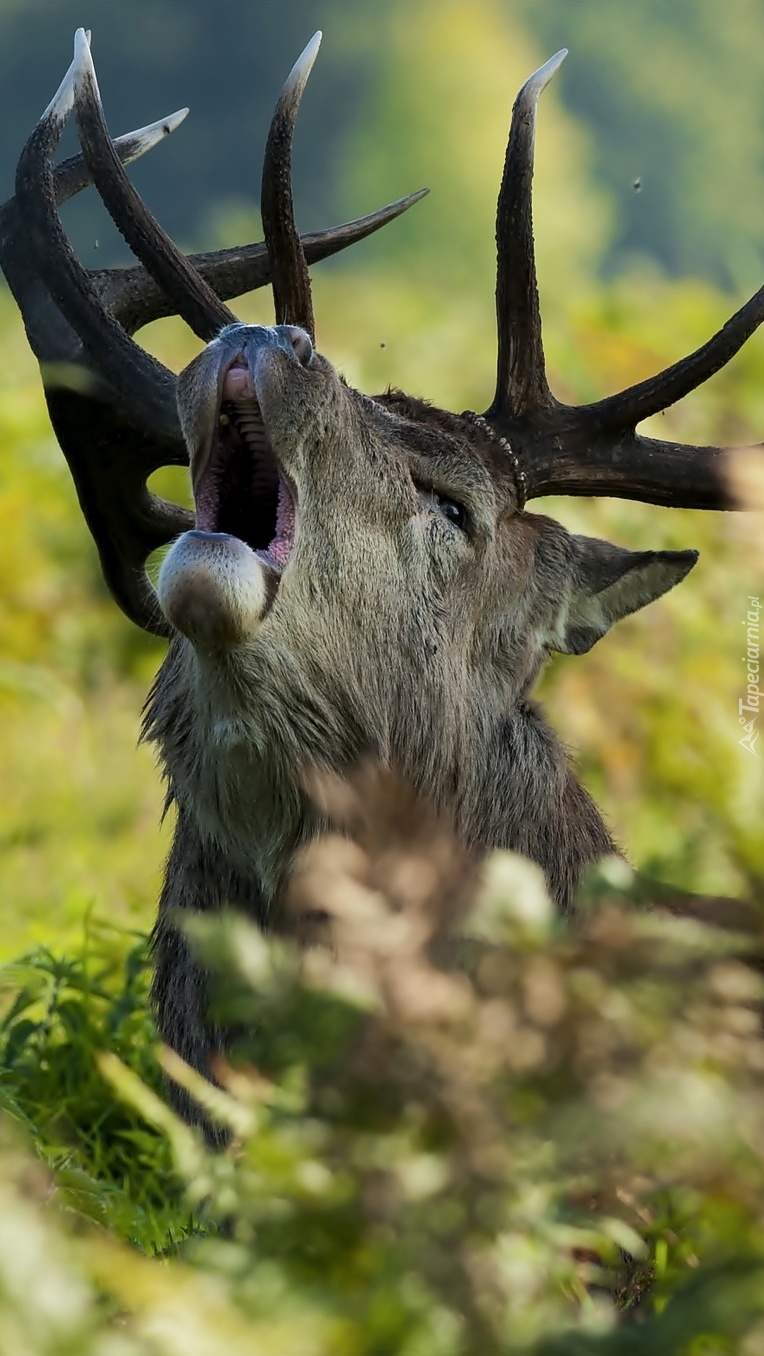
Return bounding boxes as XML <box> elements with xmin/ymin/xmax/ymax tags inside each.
<box><xmin>3</xmin><ymin>829</ymin><xmax>764</xmax><ymax>1351</ymax></box>
<box><xmin>1</xmin><ymin>3</ymin><xmax>764</xmax><ymax>1348</ymax></box>
<box><xmin>514</xmin><ymin>0</ymin><xmax>764</xmax><ymax>288</ymax></box>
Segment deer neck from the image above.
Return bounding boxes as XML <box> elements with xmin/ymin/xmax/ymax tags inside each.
<box><xmin>145</xmin><ymin>643</ymin><xmax>615</xmax><ymax>919</ymax></box>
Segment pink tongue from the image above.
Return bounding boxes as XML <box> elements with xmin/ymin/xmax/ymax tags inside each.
<box><xmin>223</xmin><ymin>364</ymin><xmax>253</xmax><ymax>401</ymax></box>
<box><xmin>268</xmin><ymin>480</ymin><xmax>295</xmax><ymax>567</ymax></box>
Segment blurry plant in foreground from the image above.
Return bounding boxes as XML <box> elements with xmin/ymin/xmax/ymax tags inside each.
<box><xmin>100</xmin><ymin>771</ymin><xmax>764</xmax><ymax>1353</ymax></box>
<box><xmin>3</xmin><ymin>769</ymin><xmax>764</xmax><ymax>1352</ymax></box>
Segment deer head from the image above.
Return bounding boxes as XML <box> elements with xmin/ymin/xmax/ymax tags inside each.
<box><xmin>3</xmin><ymin>31</ymin><xmax>760</xmax><ymax>1115</ymax></box>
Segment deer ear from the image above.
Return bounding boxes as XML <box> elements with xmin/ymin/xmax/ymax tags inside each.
<box><xmin>551</xmin><ymin>535</ymin><xmax>699</xmax><ymax>656</ymax></box>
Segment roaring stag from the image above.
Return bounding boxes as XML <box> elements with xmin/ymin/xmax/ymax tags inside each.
<box><xmin>2</xmin><ymin>31</ymin><xmax>757</xmax><ymax>1112</ymax></box>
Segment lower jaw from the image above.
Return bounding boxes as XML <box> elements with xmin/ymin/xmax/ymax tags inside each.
<box><xmin>158</xmin><ymin>529</ymin><xmax>284</xmax><ymax>649</ymax></box>
<box><xmin>189</xmin><ymin>516</ymin><xmax>292</xmax><ymax>575</ymax></box>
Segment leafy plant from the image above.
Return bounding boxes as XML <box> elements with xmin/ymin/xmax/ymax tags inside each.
<box><xmin>0</xmin><ymin>920</ymin><xmax>189</xmax><ymax>1252</ymax></box>
<box><xmin>3</xmin><ymin>777</ymin><xmax>764</xmax><ymax>1352</ymax></box>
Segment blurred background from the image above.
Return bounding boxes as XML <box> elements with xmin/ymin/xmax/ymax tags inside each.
<box><xmin>1</xmin><ymin>0</ymin><xmax>763</xmax><ymax>959</ymax></box>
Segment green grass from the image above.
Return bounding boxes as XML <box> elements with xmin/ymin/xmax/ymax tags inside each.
<box><xmin>0</xmin><ymin>919</ymin><xmax>192</xmax><ymax>1253</ymax></box>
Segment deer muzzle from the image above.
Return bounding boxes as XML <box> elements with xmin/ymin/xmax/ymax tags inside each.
<box><xmin>158</xmin><ymin>324</ymin><xmax>311</xmax><ymax>650</ymax></box>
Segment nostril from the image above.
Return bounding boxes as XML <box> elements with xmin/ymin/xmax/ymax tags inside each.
<box><xmin>285</xmin><ymin>326</ymin><xmax>313</xmax><ymax>366</ymax></box>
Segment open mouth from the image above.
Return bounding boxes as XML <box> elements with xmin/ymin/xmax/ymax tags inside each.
<box><xmin>193</xmin><ymin>353</ymin><xmax>296</xmax><ymax>572</ymax></box>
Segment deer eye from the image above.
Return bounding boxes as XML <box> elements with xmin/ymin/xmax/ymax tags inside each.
<box><xmin>415</xmin><ymin>483</ymin><xmax>470</xmax><ymax>535</ymax></box>
<box><xmin>432</xmin><ymin>492</ymin><xmax>468</xmax><ymax>532</ymax></box>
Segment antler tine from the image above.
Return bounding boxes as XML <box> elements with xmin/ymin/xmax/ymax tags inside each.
<box><xmin>261</xmin><ymin>31</ymin><xmax>321</xmax><ymax>339</ymax></box>
<box><xmin>54</xmin><ymin>105</ymin><xmax>189</xmax><ymax>207</ymax></box>
<box><xmin>69</xmin><ymin>28</ymin><xmax>427</xmax><ymax>341</ymax></box>
<box><xmin>72</xmin><ymin>30</ymin><xmax>413</xmax><ymax>345</ymax></box>
<box><xmin>489</xmin><ymin>49</ymin><xmax>567</xmax><ymax>421</ymax></box>
<box><xmin>519</xmin><ymin>291</ymin><xmax>764</xmax><ymax>505</ymax></box>
<box><xmin>104</xmin><ymin>189</ymin><xmax>429</xmax><ymax>337</ymax></box>
<box><xmin>13</xmin><ymin>45</ymin><xmax>177</xmax><ymax>437</ymax></box>
<box><xmin>71</xmin><ymin>29</ymin><xmax>235</xmax><ymax>343</ymax></box>
<box><xmin>581</xmin><ymin>285</ymin><xmax>764</xmax><ymax>432</ymax></box>
<box><xmin>1</xmin><ymin>100</ymin><xmax>187</xmax><ymax>360</ymax></box>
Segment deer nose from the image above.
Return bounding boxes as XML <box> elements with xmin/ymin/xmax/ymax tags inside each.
<box><xmin>282</xmin><ymin>326</ymin><xmax>313</xmax><ymax>366</ymax></box>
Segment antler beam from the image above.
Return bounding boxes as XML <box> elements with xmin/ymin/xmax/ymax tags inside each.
<box><xmin>102</xmin><ymin>194</ymin><xmax>428</xmax><ymax>338</ymax></box>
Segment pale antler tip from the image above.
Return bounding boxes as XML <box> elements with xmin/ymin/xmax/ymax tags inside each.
<box><xmin>112</xmin><ymin>108</ymin><xmax>190</xmax><ymax>166</ymax></box>
<box><xmin>73</xmin><ymin>26</ymin><xmax>89</xmax><ymax>60</ymax></box>
<box><xmin>284</xmin><ymin>30</ymin><xmax>322</xmax><ymax>98</ymax></box>
<box><xmin>41</xmin><ymin>58</ymin><xmax>76</xmax><ymax>124</ymax></box>
<box><xmin>520</xmin><ymin>48</ymin><xmax>568</xmax><ymax>105</ymax></box>
<box><xmin>162</xmin><ymin>107</ymin><xmax>190</xmax><ymax>136</ymax></box>
<box><xmin>73</xmin><ymin>25</ymin><xmax>99</xmax><ymax>92</ymax></box>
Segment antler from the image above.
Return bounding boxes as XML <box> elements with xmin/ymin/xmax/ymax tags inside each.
<box><xmin>260</xmin><ymin>31</ymin><xmax>321</xmax><ymax>339</ymax></box>
<box><xmin>482</xmin><ymin>50</ymin><xmax>764</xmax><ymax>509</ymax></box>
<box><xmin>1</xmin><ymin>30</ymin><xmax>426</xmax><ymax>632</ymax></box>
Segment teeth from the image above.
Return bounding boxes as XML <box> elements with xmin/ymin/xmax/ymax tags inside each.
<box><xmin>218</xmin><ymin>401</ymin><xmax>269</xmax><ymax>452</ymax></box>
<box><xmin>236</xmin><ymin>422</ymin><xmax>269</xmax><ymax>445</ymax></box>
<box><xmin>210</xmin><ymin>396</ymin><xmax>282</xmax><ymax>557</ymax></box>
<box><xmin>223</xmin><ymin>397</ymin><xmax>268</xmax><ymax>444</ymax></box>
